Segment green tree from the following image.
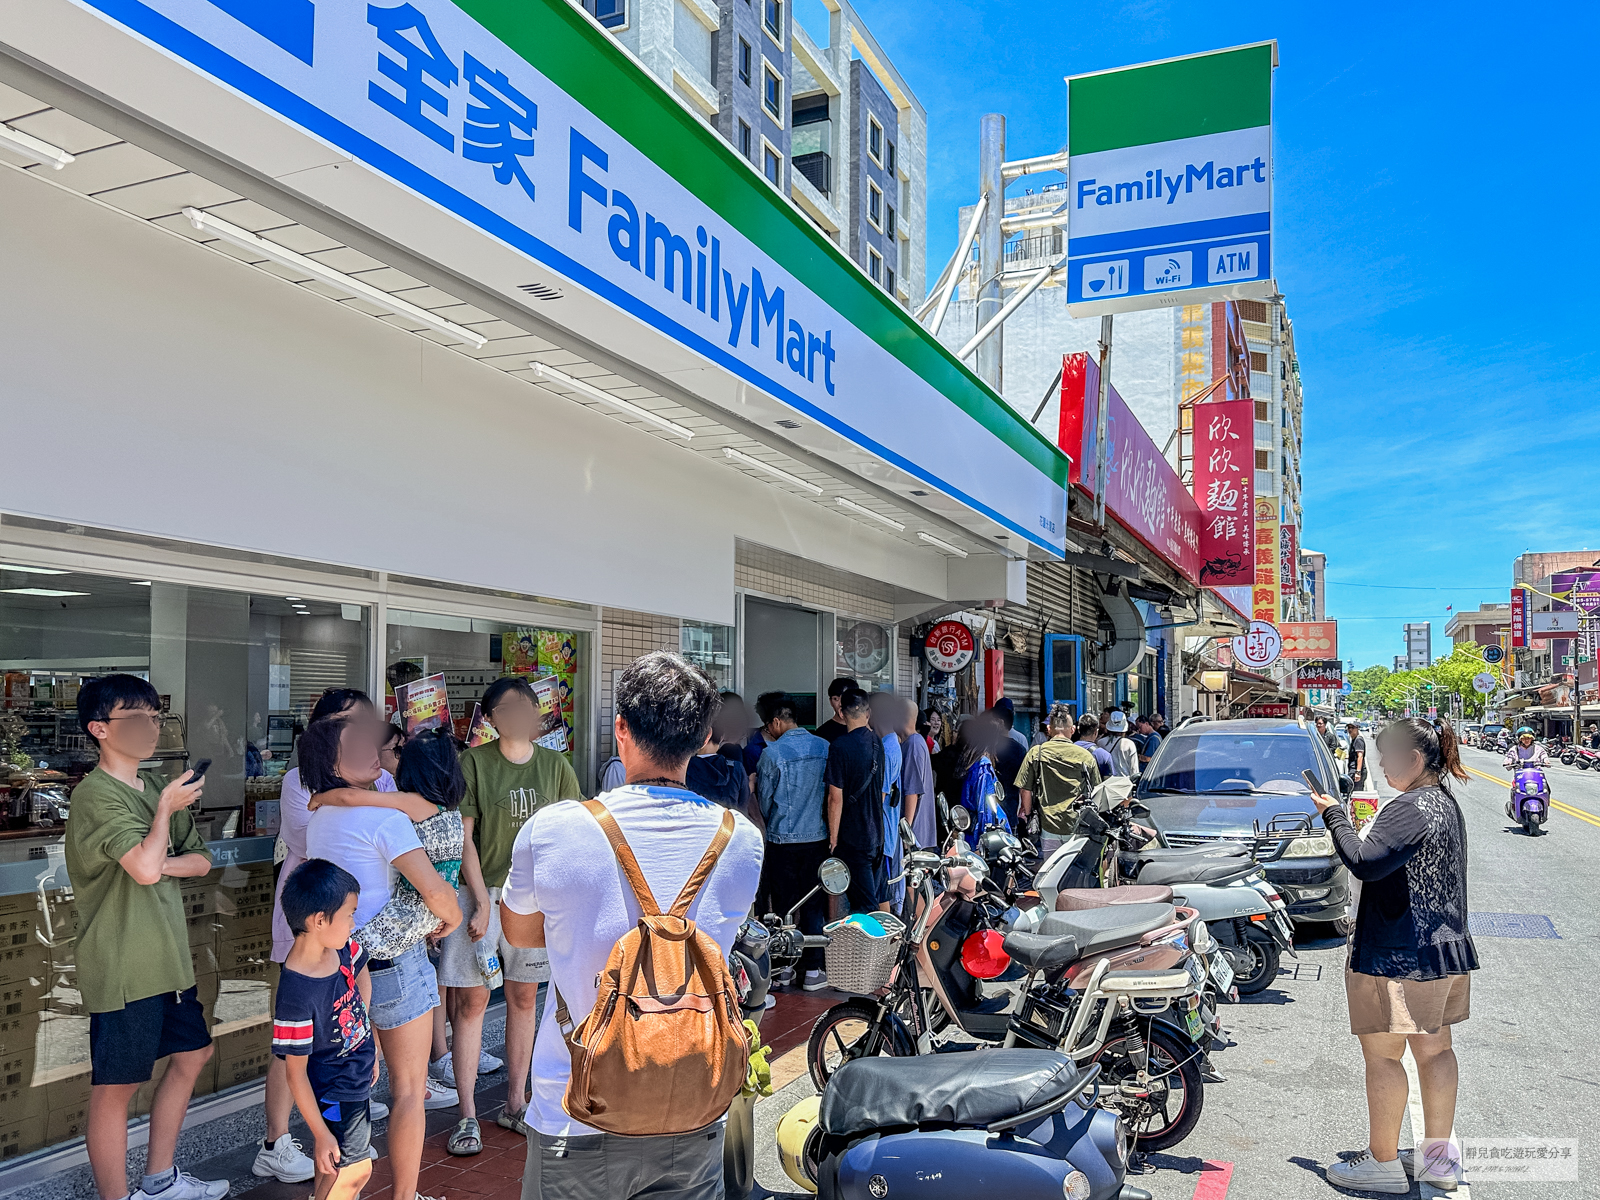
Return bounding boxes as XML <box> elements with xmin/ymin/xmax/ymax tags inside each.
<box><xmin>1347</xmin><ymin>665</ymin><xmax>1391</xmax><ymax>714</ymax></box>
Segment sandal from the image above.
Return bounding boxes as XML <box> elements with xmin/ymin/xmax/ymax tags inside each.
<box><xmin>496</xmin><ymin>1109</ymin><xmax>532</xmax><ymax>1137</ymax></box>
<box><xmin>447</xmin><ymin>1116</ymin><xmax>482</xmax><ymax>1156</ymax></box>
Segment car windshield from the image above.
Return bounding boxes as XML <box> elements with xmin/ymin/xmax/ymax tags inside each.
<box><xmin>1142</xmin><ymin>732</ymin><xmax>1321</xmax><ymax>795</ymax></box>
<box><xmin>1482</xmin><ymin>725</ymin><xmax>1505</xmax><ymax>735</ymax></box>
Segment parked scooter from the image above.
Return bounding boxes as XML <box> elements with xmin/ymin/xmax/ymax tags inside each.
<box><xmin>724</xmin><ymin>858</ymin><xmax>852</xmax><ymax>1199</ymax></box>
<box><xmin>1505</xmin><ymin>765</ymin><xmax>1551</xmax><ymax>837</ymax></box>
<box><xmin>778</xmin><ymin>1051</ymin><xmax>1148</xmax><ymax>1200</ymax></box>
<box><xmin>1573</xmin><ymin>745</ymin><xmax>1600</xmax><ymax>771</ymax></box>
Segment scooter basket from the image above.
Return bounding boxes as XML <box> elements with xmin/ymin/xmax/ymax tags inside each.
<box><xmin>823</xmin><ymin>913</ymin><xmax>906</xmax><ymax>995</ymax></box>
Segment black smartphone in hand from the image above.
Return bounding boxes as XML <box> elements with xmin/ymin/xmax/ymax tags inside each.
<box><xmin>1301</xmin><ymin>769</ymin><xmax>1322</xmax><ymax>795</ymax></box>
<box><xmin>185</xmin><ymin>759</ymin><xmax>212</xmax><ymax>785</ymax></box>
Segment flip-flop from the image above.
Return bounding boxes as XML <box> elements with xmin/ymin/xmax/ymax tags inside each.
<box><xmin>496</xmin><ymin>1109</ymin><xmax>532</xmax><ymax>1137</ymax></box>
<box><xmin>447</xmin><ymin>1116</ymin><xmax>482</xmax><ymax>1156</ymax></box>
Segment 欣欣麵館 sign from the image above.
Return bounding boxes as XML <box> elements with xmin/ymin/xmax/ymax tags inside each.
<box><xmin>1066</xmin><ymin>42</ymin><xmax>1277</xmax><ymax>316</ymax></box>
<box><xmin>66</xmin><ymin>0</ymin><xmax>1069</xmax><ymax>554</ymax></box>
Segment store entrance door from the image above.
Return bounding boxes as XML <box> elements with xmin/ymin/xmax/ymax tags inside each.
<box><xmin>743</xmin><ymin>597</ymin><xmax>822</xmax><ymax>728</ymax></box>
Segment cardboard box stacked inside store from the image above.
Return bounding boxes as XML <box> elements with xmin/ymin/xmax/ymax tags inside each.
<box><xmin>0</xmin><ymin>859</ymin><xmax>276</xmax><ymax>1159</ymax></box>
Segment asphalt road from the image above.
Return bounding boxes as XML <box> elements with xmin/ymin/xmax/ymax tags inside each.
<box><xmin>747</xmin><ymin>742</ymin><xmax>1600</xmax><ymax>1200</ymax></box>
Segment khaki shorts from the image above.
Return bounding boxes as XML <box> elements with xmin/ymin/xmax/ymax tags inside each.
<box><xmin>1346</xmin><ymin>968</ymin><xmax>1470</xmax><ymax>1036</ymax></box>
<box><xmin>436</xmin><ymin>883</ymin><xmax>549</xmax><ymax>988</ymax></box>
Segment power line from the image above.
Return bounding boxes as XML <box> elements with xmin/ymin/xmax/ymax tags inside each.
<box><xmin>1326</xmin><ymin>580</ymin><xmax>1506</xmax><ymax>591</ymax></box>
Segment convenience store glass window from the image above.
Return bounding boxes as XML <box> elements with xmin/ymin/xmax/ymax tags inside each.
<box><xmin>837</xmin><ymin>617</ymin><xmax>894</xmax><ymax>692</ymax></box>
<box><xmin>681</xmin><ymin>620</ymin><xmax>735</xmax><ymax>691</ymax></box>
<box><xmin>0</xmin><ymin>564</ymin><xmax>369</xmax><ymax>840</ymax></box>
<box><xmin>385</xmin><ymin>611</ymin><xmax>591</xmax><ymax>779</ymax></box>
<box><xmin>0</xmin><ymin>564</ymin><xmax>370</xmax><ymax>1150</ymax></box>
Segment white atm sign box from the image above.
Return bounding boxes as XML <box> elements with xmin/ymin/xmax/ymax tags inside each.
<box><xmin>1066</xmin><ymin>43</ymin><xmax>1278</xmax><ymax>317</ymax></box>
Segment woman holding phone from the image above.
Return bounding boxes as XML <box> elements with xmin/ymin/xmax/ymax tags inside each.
<box><xmin>1309</xmin><ymin>717</ymin><xmax>1477</xmax><ymax>1194</ymax></box>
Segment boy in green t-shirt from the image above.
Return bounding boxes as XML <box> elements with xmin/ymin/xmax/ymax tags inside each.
<box><xmin>65</xmin><ymin>675</ymin><xmax>222</xmax><ymax>1200</ymax></box>
<box><xmin>433</xmin><ymin>676</ymin><xmax>582</xmax><ymax>1147</ymax></box>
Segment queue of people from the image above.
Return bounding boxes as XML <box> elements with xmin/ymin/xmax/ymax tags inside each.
<box><xmin>65</xmin><ymin>657</ymin><xmax>1174</xmax><ymax>1200</ymax></box>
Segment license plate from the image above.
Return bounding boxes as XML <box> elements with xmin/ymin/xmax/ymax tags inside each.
<box><xmin>1183</xmin><ymin>1005</ymin><xmax>1204</xmax><ymax>1042</ymax></box>
<box><xmin>733</xmin><ymin>962</ymin><xmax>752</xmax><ymax>1002</ymax></box>
<box><xmin>1186</xmin><ymin>956</ymin><xmax>1206</xmax><ymax>990</ymax></box>
<box><xmin>1208</xmin><ymin>949</ymin><xmax>1234</xmax><ymax>992</ymax></box>
<box><xmin>1274</xmin><ymin>914</ymin><xmax>1294</xmax><ymax>943</ymax></box>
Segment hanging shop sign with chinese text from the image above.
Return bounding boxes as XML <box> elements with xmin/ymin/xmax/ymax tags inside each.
<box><xmin>1065</xmin><ymin>42</ymin><xmax>1278</xmax><ymax>317</ymax></box>
<box><xmin>1060</xmin><ymin>354</ymin><xmax>1202</xmax><ymax>582</ymax></box>
<box><xmin>1232</xmin><ymin>619</ymin><xmax>1282</xmax><ymax>669</ymax></box>
<box><xmin>1296</xmin><ymin>659</ymin><xmax>1343</xmax><ymax>689</ymax></box>
<box><xmin>1279</xmin><ymin>621</ymin><xmax>1338</xmax><ymax>660</ymax></box>
<box><xmin>70</xmin><ymin>0</ymin><xmax>1068</xmax><ymax>553</ymax></box>
<box><xmin>1252</xmin><ymin>495</ymin><xmax>1280</xmax><ymax>623</ymax></box>
<box><xmin>1511</xmin><ymin>589</ymin><xmax>1527</xmax><ymax>648</ymax></box>
<box><xmin>924</xmin><ymin>621</ymin><xmax>976</xmax><ymax>673</ymax></box>
<box><xmin>1191</xmin><ymin>398</ymin><xmax>1254</xmax><ymax>587</ymax></box>
<box><xmin>1279</xmin><ymin>523</ymin><xmax>1297</xmax><ymax>595</ymax></box>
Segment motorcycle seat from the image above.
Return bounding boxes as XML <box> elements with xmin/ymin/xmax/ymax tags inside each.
<box><xmin>819</xmin><ymin>1049</ymin><xmax>1095</xmax><ymax>1137</ymax></box>
<box><xmin>1002</xmin><ymin>930</ymin><xmax>1080</xmax><ymax>975</ymax></box>
<box><xmin>1132</xmin><ymin>856</ymin><xmax>1255</xmax><ymax>886</ymax></box>
<box><xmin>1036</xmin><ymin>902</ymin><xmax>1176</xmax><ymax>956</ymax></box>
<box><xmin>1055</xmin><ymin>885</ymin><xmax>1173</xmax><ymax>911</ymax></box>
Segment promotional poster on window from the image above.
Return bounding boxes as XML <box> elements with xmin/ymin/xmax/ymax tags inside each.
<box><xmin>399</xmin><ymin>673</ymin><xmax>450</xmax><ymax>736</ymax></box>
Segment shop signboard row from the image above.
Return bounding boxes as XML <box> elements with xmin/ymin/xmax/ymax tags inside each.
<box><xmin>70</xmin><ymin>0</ymin><xmax>1069</xmax><ymax>553</ymax></box>
<box><xmin>1296</xmin><ymin>659</ymin><xmax>1343</xmax><ymax>689</ymax></box>
<box><xmin>1252</xmin><ymin>495</ymin><xmax>1279</xmax><ymax>623</ymax></box>
<box><xmin>1059</xmin><ymin>353</ymin><xmax>1202</xmax><ymax>582</ymax></box>
<box><xmin>1065</xmin><ymin>43</ymin><xmax>1277</xmax><ymax>317</ymax></box>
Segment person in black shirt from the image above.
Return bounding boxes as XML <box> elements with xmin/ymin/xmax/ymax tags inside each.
<box><xmin>986</xmin><ymin>708</ymin><xmax>1027</xmax><ymax>827</ymax></box>
<box><xmin>1345</xmin><ymin>721</ymin><xmax>1368</xmax><ymax>791</ymax></box>
<box><xmin>824</xmin><ymin>689</ymin><xmax>886</xmax><ymax>912</ymax></box>
<box><xmin>813</xmin><ymin>676</ymin><xmax>859</xmax><ymax>744</ymax></box>
<box><xmin>273</xmin><ymin>859</ymin><xmax>377</xmax><ymax>1200</ymax></box>
<box><xmin>686</xmin><ymin>722</ymin><xmax>751</xmax><ymax>813</ymax></box>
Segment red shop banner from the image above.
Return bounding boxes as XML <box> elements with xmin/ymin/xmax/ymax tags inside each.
<box><xmin>1059</xmin><ymin>354</ymin><xmax>1202</xmax><ymax>582</ymax></box>
<box><xmin>1191</xmin><ymin>398</ymin><xmax>1254</xmax><ymax>587</ymax></box>
<box><xmin>1280</xmin><ymin>621</ymin><xmax>1338</xmax><ymax>659</ymax></box>
<box><xmin>1511</xmin><ymin>588</ymin><xmax>1527</xmax><ymax>648</ymax></box>
<box><xmin>1280</xmin><ymin>523</ymin><xmax>1298</xmax><ymax>593</ymax></box>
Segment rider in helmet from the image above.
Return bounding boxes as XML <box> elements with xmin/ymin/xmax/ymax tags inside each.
<box><xmin>1504</xmin><ymin>727</ymin><xmax>1549</xmax><ymax>771</ymax></box>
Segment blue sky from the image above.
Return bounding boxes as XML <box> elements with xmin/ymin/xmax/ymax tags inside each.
<box><xmin>825</xmin><ymin>1</ymin><xmax>1599</xmax><ymax>669</ymax></box>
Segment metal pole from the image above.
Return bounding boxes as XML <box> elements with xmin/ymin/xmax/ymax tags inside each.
<box><xmin>976</xmin><ymin>114</ymin><xmax>1005</xmax><ymax>391</ymax></box>
<box><xmin>1093</xmin><ymin>314</ymin><xmax>1114</xmax><ymax>526</ymax></box>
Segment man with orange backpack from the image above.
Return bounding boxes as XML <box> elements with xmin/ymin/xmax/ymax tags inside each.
<box><xmin>500</xmin><ymin>651</ymin><xmax>763</xmax><ymax>1198</ymax></box>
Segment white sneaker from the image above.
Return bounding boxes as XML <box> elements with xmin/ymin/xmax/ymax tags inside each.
<box><xmin>1326</xmin><ymin>1151</ymin><xmax>1409</xmax><ymax>1194</ymax></box>
<box><xmin>1400</xmin><ymin>1143</ymin><xmax>1462</xmax><ymax>1190</ymax></box>
<box><xmin>370</xmin><ymin>1098</ymin><xmax>389</xmax><ymax>1121</ymax></box>
<box><xmin>429</xmin><ymin>1051</ymin><xmax>456</xmax><ymax>1085</ymax></box>
<box><xmin>251</xmin><ymin>1133</ymin><xmax>314</xmax><ymax>1183</ymax></box>
<box><xmin>422</xmin><ymin>1081</ymin><xmax>459</xmax><ymax>1110</ymax></box>
<box><xmin>478</xmin><ymin>1048</ymin><xmax>504</xmax><ymax>1073</ymax></box>
<box><xmin>802</xmin><ymin>970</ymin><xmax>829</xmax><ymax>991</ymax></box>
<box><xmin>133</xmin><ymin>1171</ymin><xmax>230</xmax><ymax>1200</ymax></box>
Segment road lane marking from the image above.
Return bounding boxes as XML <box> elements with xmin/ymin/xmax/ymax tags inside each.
<box><xmin>1190</xmin><ymin>1159</ymin><xmax>1233</xmax><ymax>1200</ymax></box>
<box><xmin>1462</xmin><ymin>764</ymin><xmax>1600</xmax><ymax>829</ymax></box>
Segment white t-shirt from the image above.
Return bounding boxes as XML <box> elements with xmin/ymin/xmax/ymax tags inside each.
<box><xmin>306</xmin><ymin>805</ymin><xmax>423</xmax><ymax>928</ymax></box>
<box><xmin>1098</xmin><ymin>735</ymin><xmax>1140</xmax><ymax>778</ymax></box>
<box><xmin>501</xmin><ymin>784</ymin><xmax>763</xmax><ymax>1137</ymax></box>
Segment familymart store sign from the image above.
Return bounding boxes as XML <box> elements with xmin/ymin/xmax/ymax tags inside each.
<box><xmin>1066</xmin><ymin>42</ymin><xmax>1278</xmax><ymax>316</ymax></box>
<box><xmin>72</xmin><ymin>0</ymin><xmax>1069</xmax><ymax>553</ymax></box>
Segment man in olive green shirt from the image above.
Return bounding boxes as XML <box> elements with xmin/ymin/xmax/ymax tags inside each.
<box><xmin>433</xmin><ymin>676</ymin><xmax>583</xmax><ymax>1140</ymax></box>
<box><xmin>65</xmin><ymin>675</ymin><xmax>223</xmax><ymax>1200</ymax></box>
<box><xmin>1015</xmin><ymin>703</ymin><xmax>1103</xmax><ymax>853</ymax></box>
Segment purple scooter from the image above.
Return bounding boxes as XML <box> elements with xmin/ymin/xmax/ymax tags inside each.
<box><xmin>1506</xmin><ymin>766</ymin><xmax>1551</xmax><ymax>837</ymax></box>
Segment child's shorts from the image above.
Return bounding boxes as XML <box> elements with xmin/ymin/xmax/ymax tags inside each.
<box><xmin>318</xmin><ymin>1099</ymin><xmax>372</xmax><ymax>1168</ymax></box>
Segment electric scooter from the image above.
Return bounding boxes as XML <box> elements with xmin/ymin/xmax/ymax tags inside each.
<box><xmin>778</xmin><ymin>1051</ymin><xmax>1147</xmax><ymax>1200</ymax></box>
<box><xmin>1505</xmin><ymin>765</ymin><xmax>1551</xmax><ymax>837</ymax></box>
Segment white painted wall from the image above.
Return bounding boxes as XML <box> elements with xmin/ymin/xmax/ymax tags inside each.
<box><xmin>0</xmin><ymin>168</ymin><xmax>964</xmax><ymax>626</ymax></box>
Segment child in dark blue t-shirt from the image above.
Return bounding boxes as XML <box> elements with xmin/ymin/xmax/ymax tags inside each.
<box><xmin>273</xmin><ymin>860</ymin><xmax>377</xmax><ymax>1200</ymax></box>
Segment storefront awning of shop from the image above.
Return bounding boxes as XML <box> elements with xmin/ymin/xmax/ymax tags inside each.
<box><xmin>0</xmin><ymin>0</ymin><xmax>1070</xmax><ymax>576</ymax></box>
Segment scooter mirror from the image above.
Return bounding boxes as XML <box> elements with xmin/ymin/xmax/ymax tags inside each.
<box><xmin>818</xmin><ymin>857</ymin><xmax>852</xmax><ymax>895</ymax></box>
<box><xmin>951</xmin><ymin>806</ymin><xmax>973</xmax><ymax>833</ymax></box>
<box><xmin>1338</xmin><ymin>775</ymin><xmax>1354</xmax><ymax>799</ymax></box>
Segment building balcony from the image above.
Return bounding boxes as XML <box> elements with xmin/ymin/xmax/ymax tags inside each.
<box><xmin>791</xmin><ymin>119</ymin><xmax>832</xmax><ymax>196</ymax></box>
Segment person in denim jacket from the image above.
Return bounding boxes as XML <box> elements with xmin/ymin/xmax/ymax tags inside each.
<box><xmin>754</xmin><ymin>693</ymin><xmax>831</xmax><ymax>989</ymax></box>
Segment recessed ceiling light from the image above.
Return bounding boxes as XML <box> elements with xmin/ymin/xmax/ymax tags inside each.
<box><xmin>296</xmin><ymin>610</ymin><xmax>311</xmax><ymax>616</ymax></box>
<box><xmin>284</xmin><ymin>596</ymin><xmax>301</xmax><ymax>601</ymax></box>
<box><xmin>0</xmin><ymin>564</ymin><xmax>69</xmax><ymax>575</ymax></box>
<box><xmin>1</xmin><ymin>588</ymin><xmax>90</xmax><ymax>597</ymax></box>
<box><xmin>130</xmin><ymin>581</ymin><xmax>152</xmax><ymax>586</ymax></box>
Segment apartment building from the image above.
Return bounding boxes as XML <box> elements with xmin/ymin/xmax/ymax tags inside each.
<box><xmin>1301</xmin><ymin>549</ymin><xmax>1327</xmax><ymax>620</ymax></box>
<box><xmin>581</xmin><ymin>0</ymin><xmax>926</xmax><ymax>306</ymax></box>
<box><xmin>1403</xmin><ymin>621</ymin><xmax>1432</xmax><ymax>670</ymax></box>
<box><xmin>1444</xmin><ymin>602</ymin><xmax>1511</xmax><ymax>648</ymax></box>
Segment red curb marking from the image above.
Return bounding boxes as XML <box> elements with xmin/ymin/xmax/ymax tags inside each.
<box><xmin>1192</xmin><ymin>1159</ymin><xmax>1235</xmax><ymax>1200</ymax></box>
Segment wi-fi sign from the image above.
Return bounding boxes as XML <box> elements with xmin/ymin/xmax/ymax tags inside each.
<box><xmin>1145</xmin><ymin>250</ymin><xmax>1191</xmax><ymax>291</ymax></box>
